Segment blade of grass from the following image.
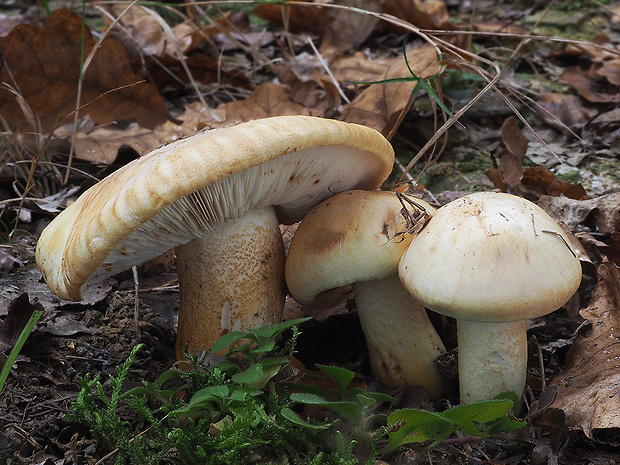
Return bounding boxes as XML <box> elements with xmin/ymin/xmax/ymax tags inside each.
<box><xmin>0</xmin><ymin>309</ymin><xmax>42</xmax><ymax>395</ymax></box>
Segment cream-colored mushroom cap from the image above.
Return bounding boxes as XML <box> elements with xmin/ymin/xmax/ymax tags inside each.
<box><xmin>285</xmin><ymin>189</ymin><xmax>424</xmax><ymax>305</ymax></box>
<box><xmin>399</xmin><ymin>192</ymin><xmax>582</xmax><ymax>322</ymax></box>
<box><xmin>36</xmin><ymin>116</ymin><xmax>394</xmax><ymax>301</ymax></box>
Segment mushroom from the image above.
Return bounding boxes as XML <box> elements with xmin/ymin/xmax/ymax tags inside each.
<box><xmin>36</xmin><ymin>116</ymin><xmax>394</xmax><ymax>358</ymax></box>
<box><xmin>398</xmin><ymin>192</ymin><xmax>582</xmax><ymax>403</ymax></box>
<box><xmin>285</xmin><ymin>189</ymin><xmax>447</xmax><ymax>397</ymax></box>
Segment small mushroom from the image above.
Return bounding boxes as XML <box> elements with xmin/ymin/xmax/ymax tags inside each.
<box><xmin>36</xmin><ymin>116</ymin><xmax>394</xmax><ymax>358</ymax></box>
<box><xmin>285</xmin><ymin>190</ymin><xmax>447</xmax><ymax>397</ymax></box>
<box><xmin>398</xmin><ymin>192</ymin><xmax>582</xmax><ymax>403</ymax></box>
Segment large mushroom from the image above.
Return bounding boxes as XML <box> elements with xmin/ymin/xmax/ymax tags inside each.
<box><xmin>398</xmin><ymin>192</ymin><xmax>582</xmax><ymax>403</ymax></box>
<box><xmin>36</xmin><ymin>116</ymin><xmax>394</xmax><ymax>358</ymax></box>
<box><xmin>285</xmin><ymin>189</ymin><xmax>447</xmax><ymax>398</ymax></box>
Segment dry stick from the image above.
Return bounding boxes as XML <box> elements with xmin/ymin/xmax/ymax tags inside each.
<box><xmin>132</xmin><ymin>266</ymin><xmax>141</xmax><ymax>339</ymax></box>
<box><xmin>65</xmin><ymin>0</ymin><xmax>140</xmax><ymax>186</ymax></box>
<box><xmin>537</xmin><ymin>339</ymin><xmax>546</xmax><ymax>391</ymax></box>
<box><xmin>306</xmin><ymin>37</ymin><xmax>351</xmax><ymax>104</ymax></box>
<box><xmin>11</xmin><ymin>160</ymin><xmax>101</xmax><ymax>183</ymax></box>
<box><xmin>305</xmin><ymin>39</ymin><xmax>339</xmax><ymax>95</ymax></box>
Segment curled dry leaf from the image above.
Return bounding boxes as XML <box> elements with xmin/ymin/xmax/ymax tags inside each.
<box><xmin>141</xmin><ymin>54</ymin><xmax>253</xmax><ymax>91</ymax></box>
<box><xmin>558</xmin><ymin>66</ymin><xmax>619</xmax><ymax>104</ymax></box>
<box><xmin>276</xmin><ymin>66</ymin><xmax>341</xmax><ymax>117</ymax></box>
<box><xmin>319</xmin><ymin>0</ymin><xmax>380</xmax><ymax>56</ymax></box>
<box><xmin>72</xmin><ymin>126</ymin><xmax>162</xmax><ymax>163</ymax></box>
<box><xmin>486</xmin><ymin>116</ymin><xmax>528</xmax><ymax>192</ymax></box>
<box><xmin>257</xmin><ymin>0</ymin><xmax>381</xmax><ymax>55</ymax></box>
<box><xmin>520</xmin><ymin>166</ymin><xmax>588</xmax><ymax>200</ymax></box>
<box><xmin>538</xmin><ymin>191</ymin><xmax>620</xmax><ymax>235</ymax></box>
<box><xmin>0</xmin><ymin>294</ymin><xmax>43</xmax><ymax>352</ymax></box>
<box><xmin>550</xmin><ymin>261</ymin><xmax>620</xmax><ymax>440</ymax></box>
<box><xmin>0</xmin><ymin>8</ymin><xmax>173</xmax><ymax>131</ymax></box>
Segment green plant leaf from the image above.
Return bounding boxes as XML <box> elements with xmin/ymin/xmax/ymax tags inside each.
<box><xmin>290</xmin><ymin>392</ymin><xmax>362</xmax><ymax>423</ymax></box>
<box><xmin>315</xmin><ymin>364</ymin><xmax>355</xmax><ymax>395</ymax></box>
<box><xmin>280</xmin><ymin>407</ymin><xmax>331</xmax><ymax>430</ymax></box>
<box><xmin>250</xmin><ymin>317</ymin><xmax>312</xmax><ymax>340</ymax></box>
<box><xmin>229</xmin><ymin>387</ymin><xmax>263</xmax><ymax>401</ymax></box>
<box><xmin>210</xmin><ymin>331</ymin><xmax>252</xmax><ymax>353</ymax></box>
<box><xmin>232</xmin><ymin>363</ymin><xmax>264</xmax><ymax>385</ymax></box>
<box><xmin>381</xmin><ymin>409</ymin><xmax>454</xmax><ymax>454</ymax></box>
<box><xmin>185</xmin><ymin>385</ymin><xmax>229</xmax><ymax>411</ymax></box>
<box><xmin>441</xmin><ymin>400</ymin><xmax>515</xmax><ymax>436</ymax></box>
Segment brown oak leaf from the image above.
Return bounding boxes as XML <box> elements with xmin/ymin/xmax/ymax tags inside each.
<box><xmin>0</xmin><ymin>8</ymin><xmax>174</xmax><ymax>131</ymax></box>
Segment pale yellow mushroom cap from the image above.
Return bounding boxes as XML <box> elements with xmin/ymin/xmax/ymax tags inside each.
<box><xmin>36</xmin><ymin>116</ymin><xmax>394</xmax><ymax>301</ymax></box>
<box><xmin>399</xmin><ymin>192</ymin><xmax>582</xmax><ymax>322</ymax></box>
<box><xmin>285</xmin><ymin>189</ymin><xmax>434</xmax><ymax>305</ymax></box>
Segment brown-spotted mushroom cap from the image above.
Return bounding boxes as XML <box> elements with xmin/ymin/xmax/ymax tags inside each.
<box><xmin>398</xmin><ymin>192</ymin><xmax>582</xmax><ymax>403</ymax></box>
<box><xmin>36</xmin><ymin>116</ymin><xmax>394</xmax><ymax>357</ymax></box>
<box><xmin>285</xmin><ymin>190</ymin><xmax>446</xmax><ymax>397</ymax></box>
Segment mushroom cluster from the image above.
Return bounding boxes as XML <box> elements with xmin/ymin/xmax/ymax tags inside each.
<box><xmin>37</xmin><ymin>114</ymin><xmax>582</xmax><ymax>404</ymax></box>
<box><xmin>36</xmin><ymin>116</ymin><xmax>395</xmax><ymax>358</ymax></box>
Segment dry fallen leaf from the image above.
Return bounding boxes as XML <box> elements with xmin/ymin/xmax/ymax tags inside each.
<box><xmin>538</xmin><ymin>191</ymin><xmax>620</xmax><ymax>235</ymax></box>
<box><xmin>558</xmin><ymin>66</ymin><xmax>620</xmax><ymax>104</ymax></box>
<box><xmin>105</xmin><ymin>5</ymin><xmax>208</xmax><ymax>58</ymax></box>
<box><xmin>216</xmin><ymin>82</ymin><xmax>310</xmax><ymax>127</ymax></box>
<box><xmin>340</xmin><ymin>43</ymin><xmax>441</xmax><ymax>133</ymax></box>
<box><xmin>72</xmin><ymin>126</ymin><xmax>162</xmax><ymax>163</ymax></box>
<box><xmin>139</xmin><ymin>54</ymin><xmax>253</xmax><ymax>91</ymax></box>
<box><xmin>0</xmin><ymin>8</ymin><xmax>173</xmax><ymax>131</ymax></box>
<box><xmin>0</xmin><ymin>293</ymin><xmax>43</xmax><ymax>352</ymax></box>
<box><xmin>550</xmin><ymin>260</ymin><xmax>620</xmax><ymax>440</ymax></box>
<box><xmin>319</xmin><ymin>0</ymin><xmax>380</xmax><ymax>56</ymax></box>
<box><xmin>154</xmin><ymin>102</ymin><xmax>225</xmax><ymax>144</ymax></box>
<box><xmin>276</xmin><ymin>66</ymin><xmax>341</xmax><ymax>117</ymax></box>
<box><xmin>381</xmin><ymin>0</ymin><xmax>454</xmax><ymax>30</ymax></box>
<box><xmin>537</xmin><ymin>92</ymin><xmax>597</xmax><ymax>136</ymax></box>
<box><xmin>253</xmin><ymin>1</ymin><xmax>326</xmax><ymax>34</ymax></box>
<box><xmin>520</xmin><ymin>166</ymin><xmax>588</xmax><ymax>201</ymax></box>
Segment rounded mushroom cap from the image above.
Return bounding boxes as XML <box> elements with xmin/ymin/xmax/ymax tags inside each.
<box><xmin>285</xmin><ymin>189</ymin><xmax>434</xmax><ymax>305</ymax></box>
<box><xmin>36</xmin><ymin>116</ymin><xmax>394</xmax><ymax>301</ymax></box>
<box><xmin>398</xmin><ymin>192</ymin><xmax>582</xmax><ymax>322</ymax></box>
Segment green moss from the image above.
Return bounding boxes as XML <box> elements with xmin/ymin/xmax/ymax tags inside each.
<box><xmin>556</xmin><ymin>170</ymin><xmax>583</xmax><ymax>184</ymax></box>
<box><xmin>456</xmin><ymin>156</ymin><xmax>493</xmax><ymax>173</ymax></box>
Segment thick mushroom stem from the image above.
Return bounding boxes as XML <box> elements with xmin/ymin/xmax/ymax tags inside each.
<box><xmin>457</xmin><ymin>319</ymin><xmax>527</xmax><ymax>404</ymax></box>
<box><xmin>352</xmin><ymin>275</ymin><xmax>446</xmax><ymax>397</ymax></box>
<box><xmin>175</xmin><ymin>207</ymin><xmax>285</xmax><ymax>358</ymax></box>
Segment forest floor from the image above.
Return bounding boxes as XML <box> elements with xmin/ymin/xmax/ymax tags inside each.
<box><xmin>1</xmin><ymin>0</ymin><xmax>620</xmax><ymax>464</ymax></box>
